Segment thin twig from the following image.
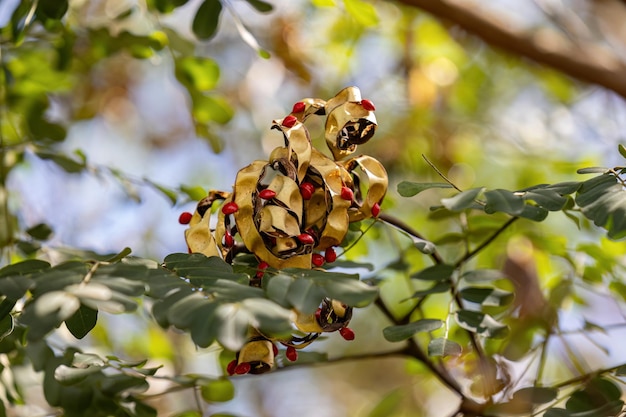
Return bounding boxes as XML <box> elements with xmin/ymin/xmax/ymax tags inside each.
<box><xmin>422</xmin><ymin>154</ymin><xmax>463</xmax><ymax>192</ymax></box>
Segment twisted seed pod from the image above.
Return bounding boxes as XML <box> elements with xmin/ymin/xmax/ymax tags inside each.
<box><xmin>183</xmin><ymin>87</ymin><xmax>388</xmax><ymax>372</ymax></box>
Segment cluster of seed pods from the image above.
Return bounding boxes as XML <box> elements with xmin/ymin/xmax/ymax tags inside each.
<box><xmin>179</xmin><ymin>87</ymin><xmax>388</xmax><ymax>374</ymax></box>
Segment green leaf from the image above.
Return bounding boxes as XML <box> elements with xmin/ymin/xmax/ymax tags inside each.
<box><xmin>54</xmin><ymin>364</ymin><xmax>102</xmax><ymax>385</ymax></box>
<box><xmin>163</xmin><ymin>253</ymin><xmax>248</xmax><ymax>287</ymax></box>
<box><xmin>441</xmin><ymin>187</ymin><xmax>484</xmax><ymax>211</ymax></box>
<box><xmin>397</xmin><ymin>181</ymin><xmax>453</xmax><ymax>197</ymax></box>
<box><xmin>455</xmin><ymin>310</ymin><xmax>508</xmax><ymax>338</ymax></box>
<box><xmin>383</xmin><ymin>319</ymin><xmax>443</xmax><ymax>342</ymax></box>
<box><xmin>35</xmin><ymin>151</ymin><xmax>86</xmax><ymax>173</ymax></box>
<box><xmin>366</xmin><ymin>389</ymin><xmax>403</xmax><ymax>417</ymax></box>
<box><xmin>411</xmin><ymin>264</ymin><xmax>455</xmax><ymax>281</ymax></box>
<box><xmin>410</xmin><ymin>281</ymin><xmax>451</xmax><ymax>298</ymax></box>
<box><xmin>344</xmin><ymin>0</ymin><xmax>379</xmax><ymax>27</ymax></box>
<box><xmin>192</xmin><ymin>0</ymin><xmax>223</xmax><ymax>40</ymax></box>
<box><xmin>523</xmin><ymin>189</ymin><xmax>568</xmax><ymax>211</ymax></box>
<box><xmin>65</xmin><ymin>304</ymin><xmax>98</xmax><ymax>339</ymax></box>
<box><xmin>192</xmin><ymin>94</ymin><xmax>234</xmax><ymax>124</ymax></box>
<box><xmin>180</xmin><ymin>185</ymin><xmax>208</xmax><ymax>201</ymax></box>
<box><xmin>460</xmin><ymin>287</ymin><xmax>514</xmax><ymax>307</ymax></box>
<box><xmin>518</xmin><ymin>204</ymin><xmax>549</xmax><ymax>222</ymax></box>
<box><xmin>512</xmin><ymin>386</ymin><xmax>558</xmax><ymax>405</ymax></box>
<box><xmin>0</xmin><ymin>314</ymin><xmax>14</xmax><ymax>340</ymax></box>
<box><xmin>176</xmin><ymin>56</ymin><xmax>220</xmax><ymax>93</ymax></box>
<box><xmin>461</xmin><ymin>269</ymin><xmax>503</xmax><ymax>283</ymax></box>
<box><xmin>577</xmin><ymin>167</ymin><xmax>608</xmax><ymax>174</ymax></box>
<box><xmin>37</xmin><ymin>0</ymin><xmax>69</xmax><ymax>20</ymax></box>
<box><xmin>484</xmin><ymin>189</ymin><xmax>525</xmax><ymax>215</ymax></box>
<box><xmin>428</xmin><ymin>338</ymin><xmax>462</xmax><ymax>357</ymax></box>
<box><xmin>576</xmin><ymin>174</ymin><xmax>626</xmax><ymax>239</ymax></box>
<box><xmin>201</xmin><ymin>378</ymin><xmax>235</xmax><ymax>402</ymax></box>
<box><xmin>26</xmin><ymin>223</ymin><xmax>54</xmax><ymax>240</ymax></box>
<box><xmin>619</xmin><ymin>144</ymin><xmax>626</xmax><ymax>160</ymax></box>
<box><xmin>287</xmin><ymin>277</ymin><xmax>326</xmax><ymax>314</ymax></box>
<box><xmin>244</xmin><ymin>0</ymin><xmax>273</xmax><ymax>12</ymax></box>
<box><xmin>152</xmin><ymin>0</ymin><xmax>190</xmax><ymax>13</ymax></box>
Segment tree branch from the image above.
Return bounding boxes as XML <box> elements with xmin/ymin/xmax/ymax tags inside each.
<box><xmin>391</xmin><ymin>0</ymin><xmax>626</xmax><ymax>100</ymax></box>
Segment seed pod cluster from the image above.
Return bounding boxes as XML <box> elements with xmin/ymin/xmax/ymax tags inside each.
<box><xmin>183</xmin><ymin>87</ymin><xmax>388</xmax><ymax>374</ymax></box>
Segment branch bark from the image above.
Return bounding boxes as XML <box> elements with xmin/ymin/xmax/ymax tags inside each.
<box><xmin>391</xmin><ymin>0</ymin><xmax>626</xmax><ymax>100</ymax></box>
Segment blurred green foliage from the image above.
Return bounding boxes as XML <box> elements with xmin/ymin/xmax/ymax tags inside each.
<box><xmin>1</xmin><ymin>1</ymin><xmax>626</xmax><ymax>416</ymax></box>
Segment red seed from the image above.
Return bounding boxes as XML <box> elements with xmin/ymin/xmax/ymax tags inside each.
<box><xmin>286</xmin><ymin>346</ymin><xmax>298</xmax><ymax>362</ymax></box>
<box><xmin>299</xmin><ymin>182</ymin><xmax>315</xmax><ymax>200</ymax></box>
<box><xmin>234</xmin><ymin>362</ymin><xmax>251</xmax><ymax>375</ymax></box>
<box><xmin>312</xmin><ymin>253</ymin><xmax>325</xmax><ymax>267</ymax></box>
<box><xmin>297</xmin><ymin>233</ymin><xmax>315</xmax><ymax>245</ymax></box>
<box><xmin>272</xmin><ymin>343</ymin><xmax>279</xmax><ymax>357</ymax></box>
<box><xmin>178</xmin><ymin>211</ymin><xmax>193</xmax><ymax>224</ymax></box>
<box><xmin>256</xmin><ymin>261</ymin><xmax>269</xmax><ymax>279</ymax></box>
<box><xmin>282</xmin><ymin>115</ymin><xmax>297</xmax><ymax>128</ymax></box>
<box><xmin>259</xmin><ymin>189</ymin><xmax>277</xmax><ymax>200</ymax></box>
<box><xmin>372</xmin><ymin>202</ymin><xmax>381</xmax><ymax>217</ymax></box>
<box><xmin>292</xmin><ymin>101</ymin><xmax>306</xmax><ymax>113</ymax></box>
<box><xmin>341</xmin><ymin>186</ymin><xmax>354</xmax><ymax>201</ymax></box>
<box><xmin>361</xmin><ymin>99</ymin><xmax>375</xmax><ymax>111</ymax></box>
<box><xmin>222</xmin><ymin>202</ymin><xmax>239</xmax><ymax>215</ymax></box>
<box><xmin>224</xmin><ymin>230</ymin><xmax>234</xmax><ymax>247</ymax></box>
<box><xmin>226</xmin><ymin>359</ymin><xmax>237</xmax><ymax>376</ymax></box>
<box><xmin>324</xmin><ymin>247</ymin><xmax>337</xmax><ymax>263</ymax></box>
<box><xmin>315</xmin><ymin>307</ymin><xmax>322</xmax><ymax>322</ymax></box>
<box><xmin>339</xmin><ymin>327</ymin><xmax>355</xmax><ymax>341</ymax></box>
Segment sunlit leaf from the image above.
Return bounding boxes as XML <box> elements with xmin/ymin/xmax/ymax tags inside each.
<box><xmin>152</xmin><ymin>0</ymin><xmax>190</xmax><ymax>13</ymax></box>
<box><xmin>344</xmin><ymin>0</ymin><xmax>379</xmax><ymax>27</ymax></box>
<box><xmin>192</xmin><ymin>94</ymin><xmax>234</xmax><ymax>124</ymax></box>
<box><xmin>201</xmin><ymin>378</ymin><xmax>235</xmax><ymax>402</ymax></box>
<box><xmin>366</xmin><ymin>389</ymin><xmax>403</xmax><ymax>417</ymax></box>
<box><xmin>383</xmin><ymin>319</ymin><xmax>442</xmax><ymax>342</ymax></box>
<box><xmin>176</xmin><ymin>56</ymin><xmax>220</xmax><ymax>93</ymax></box>
<box><xmin>441</xmin><ymin>188</ymin><xmax>484</xmax><ymax>211</ymax></box>
<box><xmin>54</xmin><ymin>364</ymin><xmax>103</xmax><ymax>385</ymax></box>
<box><xmin>619</xmin><ymin>144</ymin><xmax>626</xmax><ymax>160</ymax></box>
<box><xmin>397</xmin><ymin>181</ymin><xmax>453</xmax><ymax>197</ymax></box>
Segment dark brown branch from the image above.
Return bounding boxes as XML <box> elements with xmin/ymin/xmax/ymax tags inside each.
<box><xmin>391</xmin><ymin>0</ymin><xmax>626</xmax><ymax>100</ymax></box>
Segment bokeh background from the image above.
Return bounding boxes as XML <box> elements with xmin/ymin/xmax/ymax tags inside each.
<box><xmin>3</xmin><ymin>0</ymin><xmax>626</xmax><ymax>416</ymax></box>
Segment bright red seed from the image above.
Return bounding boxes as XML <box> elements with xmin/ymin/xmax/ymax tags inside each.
<box><xmin>282</xmin><ymin>115</ymin><xmax>298</xmax><ymax>128</ymax></box>
<box><xmin>312</xmin><ymin>253</ymin><xmax>325</xmax><ymax>267</ymax></box>
<box><xmin>178</xmin><ymin>211</ymin><xmax>193</xmax><ymax>224</ymax></box>
<box><xmin>272</xmin><ymin>343</ymin><xmax>279</xmax><ymax>357</ymax></box>
<box><xmin>324</xmin><ymin>247</ymin><xmax>337</xmax><ymax>263</ymax></box>
<box><xmin>286</xmin><ymin>346</ymin><xmax>298</xmax><ymax>362</ymax></box>
<box><xmin>339</xmin><ymin>327</ymin><xmax>355</xmax><ymax>341</ymax></box>
<box><xmin>224</xmin><ymin>230</ymin><xmax>234</xmax><ymax>247</ymax></box>
<box><xmin>341</xmin><ymin>186</ymin><xmax>354</xmax><ymax>201</ymax></box>
<box><xmin>297</xmin><ymin>233</ymin><xmax>315</xmax><ymax>245</ymax></box>
<box><xmin>299</xmin><ymin>182</ymin><xmax>315</xmax><ymax>200</ymax></box>
<box><xmin>234</xmin><ymin>362</ymin><xmax>251</xmax><ymax>375</ymax></box>
<box><xmin>222</xmin><ymin>202</ymin><xmax>239</xmax><ymax>215</ymax></box>
<box><xmin>372</xmin><ymin>202</ymin><xmax>381</xmax><ymax>217</ymax></box>
<box><xmin>226</xmin><ymin>359</ymin><xmax>237</xmax><ymax>376</ymax></box>
<box><xmin>315</xmin><ymin>307</ymin><xmax>322</xmax><ymax>322</ymax></box>
<box><xmin>361</xmin><ymin>99</ymin><xmax>375</xmax><ymax>111</ymax></box>
<box><xmin>256</xmin><ymin>261</ymin><xmax>269</xmax><ymax>279</ymax></box>
<box><xmin>259</xmin><ymin>189</ymin><xmax>277</xmax><ymax>200</ymax></box>
<box><xmin>292</xmin><ymin>101</ymin><xmax>306</xmax><ymax>113</ymax></box>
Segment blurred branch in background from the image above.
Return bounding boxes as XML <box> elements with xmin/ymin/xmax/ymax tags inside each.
<box><xmin>392</xmin><ymin>0</ymin><xmax>626</xmax><ymax>100</ymax></box>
